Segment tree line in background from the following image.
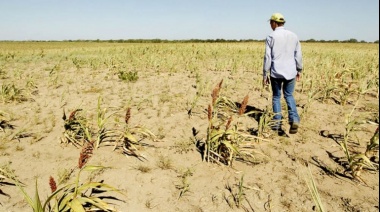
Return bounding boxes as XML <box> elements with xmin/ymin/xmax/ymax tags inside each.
<box><xmin>0</xmin><ymin>38</ymin><xmax>378</xmax><ymax>43</ymax></box>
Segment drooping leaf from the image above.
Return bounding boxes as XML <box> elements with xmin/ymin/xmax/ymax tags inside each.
<box><xmin>68</xmin><ymin>198</ymin><xmax>86</xmax><ymax>212</ymax></box>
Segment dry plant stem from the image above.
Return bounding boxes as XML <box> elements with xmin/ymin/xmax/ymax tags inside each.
<box><xmin>304</xmin><ymin>165</ymin><xmax>325</xmax><ymax>212</ymax></box>
<box><xmin>205</xmin><ymin>104</ymin><xmax>213</xmax><ymax>162</ymax></box>
<box><xmin>205</xmin><ymin>80</ymin><xmax>222</xmax><ymax>163</ymax></box>
<box><xmin>341</xmin><ymin>96</ymin><xmax>376</xmax><ymax>181</ymax></box>
<box><xmin>95</xmin><ymin>96</ymin><xmax>117</xmax><ymax>149</ymax></box>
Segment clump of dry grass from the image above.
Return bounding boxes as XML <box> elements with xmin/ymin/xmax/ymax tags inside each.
<box><xmin>224</xmin><ymin>175</ymin><xmax>254</xmax><ymax>210</ymax></box>
<box><xmin>157</xmin><ymin>155</ymin><xmax>173</xmax><ymax>170</ymax></box>
<box><xmin>175</xmin><ymin>167</ymin><xmax>193</xmax><ymax>200</ymax></box>
<box><xmin>172</xmin><ymin>139</ymin><xmax>194</xmax><ymax>154</ymax></box>
<box><xmin>0</xmin><ymin>83</ymin><xmax>28</xmax><ymax>103</ymax></box>
<box><xmin>135</xmin><ymin>165</ymin><xmax>152</xmax><ymax>173</ymax></box>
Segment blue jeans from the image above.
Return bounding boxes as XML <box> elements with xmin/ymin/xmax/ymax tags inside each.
<box><xmin>270</xmin><ymin>77</ymin><xmax>300</xmax><ymax>129</ymax></box>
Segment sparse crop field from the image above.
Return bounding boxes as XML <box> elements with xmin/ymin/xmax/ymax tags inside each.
<box><xmin>0</xmin><ymin>41</ymin><xmax>378</xmax><ymax>211</ymax></box>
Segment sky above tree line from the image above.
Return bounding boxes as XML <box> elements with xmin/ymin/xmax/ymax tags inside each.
<box><xmin>0</xmin><ymin>0</ymin><xmax>378</xmax><ymax>42</ymax></box>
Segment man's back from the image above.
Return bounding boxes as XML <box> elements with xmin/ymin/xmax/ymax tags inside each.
<box><xmin>264</xmin><ymin>26</ymin><xmax>302</xmax><ymax>80</ymax></box>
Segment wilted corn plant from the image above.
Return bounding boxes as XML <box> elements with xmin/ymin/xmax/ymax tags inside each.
<box><xmin>61</xmin><ymin>98</ymin><xmax>116</xmax><ymax>149</ymax></box>
<box><xmin>365</xmin><ymin>127</ymin><xmax>379</xmax><ymax>166</ymax></box>
<box><xmin>16</xmin><ymin>142</ymin><xmax>124</xmax><ymax>212</ymax></box>
<box><xmin>340</xmin><ymin>98</ymin><xmax>377</xmax><ymax>182</ymax></box>
<box><xmin>0</xmin><ymin>83</ymin><xmax>26</xmax><ymax>103</ymax></box>
<box><xmin>93</xmin><ymin>97</ymin><xmax>117</xmax><ymax>149</ymax></box>
<box><xmin>61</xmin><ymin>108</ymin><xmax>87</xmax><ymax>148</ymax></box>
<box><xmin>202</xmin><ymin>80</ymin><xmax>267</xmax><ymax>166</ymax></box>
<box><xmin>0</xmin><ymin>165</ymin><xmax>23</xmax><ymax>201</ymax></box>
<box><xmin>114</xmin><ymin>107</ymin><xmax>156</xmax><ymax>160</ymax></box>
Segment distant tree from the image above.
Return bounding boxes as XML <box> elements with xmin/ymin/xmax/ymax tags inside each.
<box><xmin>304</xmin><ymin>39</ymin><xmax>316</xmax><ymax>42</ymax></box>
<box><xmin>344</xmin><ymin>38</ymin><xmax>358</xmax><ymax>43</ymax></box>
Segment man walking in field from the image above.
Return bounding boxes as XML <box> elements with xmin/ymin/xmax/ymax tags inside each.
<box><xmin>263</xmin><ymin>13</ymin><xmax>303</xmax><ymax>134</ymax></box>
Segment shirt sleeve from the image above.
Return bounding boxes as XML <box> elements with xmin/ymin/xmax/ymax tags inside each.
<box><xmin>263</xmin><ymin>36</ymin><xmax>273</xmax><ymax>78</ymax></box>
<box><xmin>295</xmin><ymin>40</ymin><xmax>303</xmax><ymax>72</ymax></box>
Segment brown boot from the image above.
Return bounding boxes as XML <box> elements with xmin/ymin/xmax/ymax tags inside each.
<box><xmin>289</xmin><ymin>122</ymin><xmax>299</xmax><ymax>134</ymax></box>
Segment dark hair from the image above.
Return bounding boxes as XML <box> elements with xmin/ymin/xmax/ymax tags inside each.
<box><xmin>270</xmin><ymin>20</ymin><xmax>285</xmax><ymax>25</ymax></box>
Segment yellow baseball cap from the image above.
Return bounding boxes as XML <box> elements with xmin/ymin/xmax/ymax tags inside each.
<box><xmin>270</xmin><ymin>13</ymin><xmax>285</xmax><ymax>23</ymax></box>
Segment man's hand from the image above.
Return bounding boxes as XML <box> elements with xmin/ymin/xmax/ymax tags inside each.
<box><xmin>296</xmin><ymin>72</ymin><xmax>301</xmax><ymax>82</ymax></box>
<box><xmin>263</xmin><ymin>76</ymin><xmax>270</xmax><ymax>87</ymax></box>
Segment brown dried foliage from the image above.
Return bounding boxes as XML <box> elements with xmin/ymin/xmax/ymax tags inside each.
<box><xmin>238</xmin><ymin>95</ymin><xmax>249</xmax><ymax>115</ymax></box>
<box><xmin>225</xmin><ymin>116</ymin><xmax>233</xmax><ymax>130</ymax></box>
<box><xmin>49</xmin><ymin>176</ymin><xmax>57</xmax><ymax>193</ymax></box>
<box><xmin>68</xmin><ymin>109</ymin><xmax>82</xmax><ymax>121</ymax></box>
<box><xmin>78</xmin><ymin>141</ymin><xmax>94</xmax><ymax>169</ymax></box>
<box><xmin>211</xmin><ymin>88</ymin><xmax>219</xmax><ymax>106</ymax></box>
<box><xmin>217</xmin><ymin>79</ymin><xmax>223</xmax><ymax>91</ymax></box>
<box><xmin>125</xmin><ymin>108</ymin><xmax>131</xmax><ymax>124</ymax></box>
<box><xmin>211</xmin><ymin>80</ymin><xmax>223</xmax><ymax>106</ymax></box>
<box><xmin>208</xmin><ymin>104</ymin><xmax>212</xmax><ymax>121</ymax></box>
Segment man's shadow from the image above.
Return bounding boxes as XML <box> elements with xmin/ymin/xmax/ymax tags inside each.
<box><xmin>235</xmin><ymin>102</ymin><xmax>263</xmax><ymax>122</ymax></box>
<box><xmin>235</xmin><ymin>102</ymin><xmax>288</xmax><ymax>137</ymax></box>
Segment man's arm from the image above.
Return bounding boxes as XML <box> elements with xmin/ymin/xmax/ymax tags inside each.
<box><xmin>263</xmin><ymin>37</ymin><xmax>273</xmax><ymax>85</ymax></box>
<box><xmin>295</xmin><ymin>40</ymin><xmax>303</xmax><ymax>72</ymax></box>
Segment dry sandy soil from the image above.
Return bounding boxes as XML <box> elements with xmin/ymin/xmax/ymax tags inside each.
<box><xmin>0</xmin><ymin>49</ymin><xmax>378</xmax><ymax>211</ymax></box>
